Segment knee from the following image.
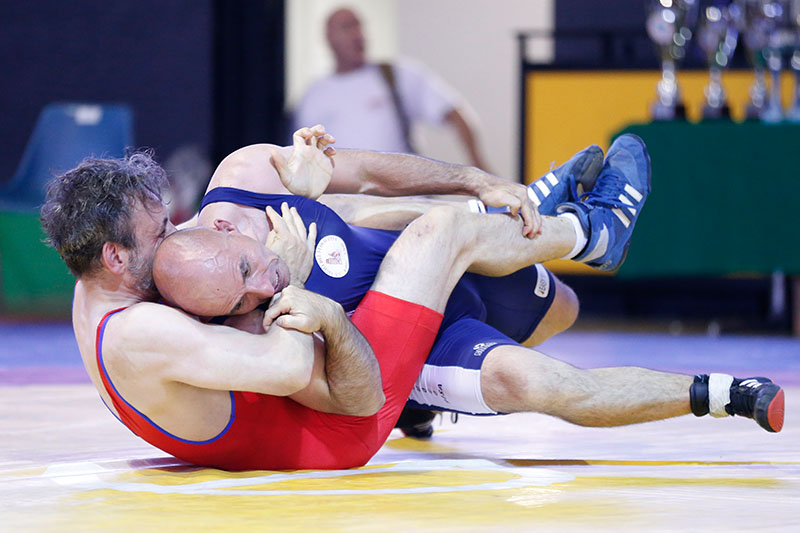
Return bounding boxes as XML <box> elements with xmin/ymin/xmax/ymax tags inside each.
<box><xmin>481</xmin><ymin>354</ymin><xmax>536</xmax><ymax>412</ymax></box>
<box><xmin>407</xmin><ymin>205</ymin><xmax>464</xmax><ymax>238</ymax></box>
<box><xmin>553</xmin><ymin>280</ymin><xmax>580</xmax><ymax>333</ymax></box>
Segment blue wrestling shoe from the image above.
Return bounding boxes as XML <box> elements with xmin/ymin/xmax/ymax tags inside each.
<box><xmin>557</xmin><ymin>134</ymin><xmax>651</xmax><ymax>272</ymax></box>
<box><xmin>481</xmin><ymin>144</ymin><xmax>604</xmax><ymax>216</ymax></box>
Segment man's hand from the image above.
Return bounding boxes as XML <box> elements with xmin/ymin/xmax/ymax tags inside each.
<box><xmin>263</xmin><ymin>285</ymin><xmax>342</xmax><ymax>333</ymax></box>
<box><xmin>474</xmin><ymin>177</ymin><xmax>541</xmax><ymax>238</ymax></box>
<box><xmin>270</xmin><ymin>124</ymin><xmax>336</xmax><ymax>200</ymax></box>
<box><xmin>265</xmin><ymin>202</ymin><xmax>317</xmax><ymax>287</ymax></box>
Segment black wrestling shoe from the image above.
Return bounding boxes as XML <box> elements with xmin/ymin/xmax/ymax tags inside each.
<box><xmin>727</xmin><ymin>377</ymin><xmax>785</xmax><ymax>433</ymax></box>
<box><xmin>395</xmin><ymin>407</ymin><xmax>437</xmax><ymax>439</ymax></box>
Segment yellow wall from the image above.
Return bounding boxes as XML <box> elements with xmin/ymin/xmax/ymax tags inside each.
<box><xmin>525</xmin><ymin>69</ymin><xmax>797</xmax><ymax>275</ymax></box>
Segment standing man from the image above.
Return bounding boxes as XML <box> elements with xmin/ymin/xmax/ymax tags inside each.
<box><xmin>294</xmin><ymin>8</ymin><xmax>489</xmax><ymax>170</ymax></box>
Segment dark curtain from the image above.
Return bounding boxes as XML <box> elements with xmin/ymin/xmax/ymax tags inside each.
<box><xmin>213</xmin><ymin>0</ymin><xmax>285</xmax><ymax>164</ymax></box>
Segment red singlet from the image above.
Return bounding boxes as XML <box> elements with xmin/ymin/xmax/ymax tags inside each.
<box><xmin>95</xmin><ymin>291</ymin><xmax>443</xmax><ymax>470</ymax></box>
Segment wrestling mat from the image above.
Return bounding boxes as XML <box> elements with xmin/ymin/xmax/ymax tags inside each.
<box><xmin>2</xmin><ymin>323</ymin><xmax>798</xmax><ymax>531</ymax></box>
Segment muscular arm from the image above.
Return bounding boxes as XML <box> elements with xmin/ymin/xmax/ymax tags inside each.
<box><xmin>264</xmin><ymin>286</ymin><xmax>384</xmax><ymax>416</ymax></box>
<box><xmin>329</xmin><ymin>149</ymin><xmax>489</xmax><ymax>197</ymax></box>
<box><xmin>328</xmin><ymin>148</ymin><xmax>538</xmax><ymax>236</ymax></box>
<box><xmin>204</xmin><ymin>127</ymin><xmax>538</xmax><ymax>235</ymax></box>
<box><xmin>111</xmin><ymin>303</ymin><xmax>315</xmax><ymax>397</ymax></box>
<box><xmin>223</xmin><ymin>296</ymin><xmax>384</xmax><ymax>416</ymax></box>
<box><xmin>290</xmin><ymin>302</ymin><xmax>384</xmax><ymax>416</ymax></box>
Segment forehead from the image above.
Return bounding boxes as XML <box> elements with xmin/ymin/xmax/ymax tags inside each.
<box><xmin>330</xmin><ymin>10</ymin><xmax>359</xmax><ymax>29</ymax></box>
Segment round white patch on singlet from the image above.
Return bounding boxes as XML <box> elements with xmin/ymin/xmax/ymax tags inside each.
<box><xmin>315</xmin><ymin>235</ymin><xmax>350</xmax><ymax>278</ymax></box>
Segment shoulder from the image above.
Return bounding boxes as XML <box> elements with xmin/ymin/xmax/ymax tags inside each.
<box><xmin>392</xmin><ymin>57</ymin><xmax>437</xmax><ymax>80</ymax></box>
<box><xmin>105</xmin><ymin>303</ymin><xmax>203</xmax><ymax>357</ymax></box>
<box><xmin>208</xmin><ymin>143</ymin><xmax>285</xmax><ymax>193</ymax></box>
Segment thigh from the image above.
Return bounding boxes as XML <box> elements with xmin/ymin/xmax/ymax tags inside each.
<box><xmin>406</xmin><ymin>318</ymin><xmax>517</xmax><ymax>415</ymax></box>
<box><xmin>350</xmin><ymin>291</ymin><xmax>443</xmax><ymax>442</ymax></box>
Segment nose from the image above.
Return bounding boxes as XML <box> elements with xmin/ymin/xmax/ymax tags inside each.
<box><xmin>250</xmin><ymin>285</ymin><xmax>274</xmax><ymax>301</ymax></box>
<box><xmin>248</xmin><ymin>270</ymin><xmax>276</xmax><ymax>302</ymax></box>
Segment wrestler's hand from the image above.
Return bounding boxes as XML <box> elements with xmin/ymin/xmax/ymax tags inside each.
<box><xmin>270</xmin><ymin>124</ymin><xmax>336</xmax><ymax>200</ymax></box>
<box><xmin>474</xmin><ymin>177</ymin><xmax>541</xmax><ymax>238</ymax></box>
<box><xmin>265</xmin><ymin>202</ymin><xmax>317</xmax><ymax>287</ymax></box>
<box><xmin>263</xmin><ymin>285</ymin><xmax>342</xmax><ymax>333</ymax></box>
<box><xmin>223</xmin><ymin>308</ymin><xmax>266</xmax><ymax>335</ymax></box>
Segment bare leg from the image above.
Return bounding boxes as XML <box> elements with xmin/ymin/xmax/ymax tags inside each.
<box><xmin>370</xmin><ymin>206</ymin><xmax>575</xmax><ymax>312</ymax></box>
<box><xmin>319</xmin><ymin>193</ymin><xmax>460</xmax><ymax>230</ymax></box>
<box><xmin>481</xmin><ymin>345</ymin><xmax>692</xmax><ymax>425</ymax></box>
<box><xmin>521</xmin><ymin>277</ymin><xmax>580</xmax><ymax>346</ymax></box>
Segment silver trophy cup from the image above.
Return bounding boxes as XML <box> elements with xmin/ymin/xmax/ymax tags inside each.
<box><xmin>786</xmin><ymin>0</ymin><xmax>800</xmax><ymax>121</ymax></box>
<box><xmin>698</xmin><ymin>2</ymin><xmax>740</xmax><ymax>118</ymax></box>
<box><xmin>738</xmin><ymin>0</ymin><xmax>771</xmax><ymax>117</ymax></box>
<box><xmin>647</xmin><ymin>0</ymin><xmax>700</xmax><ymax>120</ymax></box>
<box><xmin>759</xmin><ymin>0</ymin><xmax>792</xmax><ymax>122</ymax></box>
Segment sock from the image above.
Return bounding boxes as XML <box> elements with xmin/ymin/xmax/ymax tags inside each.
<box><xmin>559</xmin><ymin>212</ymin><xmax>588</xmax><ymax>259</ymax></box>
<box><xmin>467</xmin><ymin>199</ymin><xmax>487</xmax><ymax>214</ymax></box>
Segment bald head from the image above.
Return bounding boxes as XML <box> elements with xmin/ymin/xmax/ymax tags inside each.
<box><xmin>326</xmin><ymin>8</ymin><xmax>365</xmax><ymax>72</ymax></box>
<box><xmin>154</xmin><ymin>225</ymin><xmax>289</xmax><ymax>318</ymax></box>
<box><xmin>153</xmin><ymin>227</ymin><xmax>228</xmax><ymax>316</ymax></box>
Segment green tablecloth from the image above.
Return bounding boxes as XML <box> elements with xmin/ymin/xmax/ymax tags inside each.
<box><xmin>0</xmin><ymin>211</ymin><xmax>75</xmax><ymax>315</ymax></box>
<box><xmin>614</xmin><ymin>121</ymin><xmax>800</xmax><ymax>279</ymax></box>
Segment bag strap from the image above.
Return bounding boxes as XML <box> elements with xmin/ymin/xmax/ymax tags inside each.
<box><xmin>378</xmin><ymin>62</ymin><xmax>415</xmax><ymax>153</ymax></box>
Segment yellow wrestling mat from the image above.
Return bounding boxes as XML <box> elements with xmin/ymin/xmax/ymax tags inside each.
<box><xmin>2</xmin><ymin>383</ymin><xmax>798</xmax><ymax>532</ymax></box>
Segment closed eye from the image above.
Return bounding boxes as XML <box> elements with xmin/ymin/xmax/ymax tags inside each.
<box><xmin>229</xmin><ymin>257</ymin><xmax>251</xmax><ymax>315</ymax></box>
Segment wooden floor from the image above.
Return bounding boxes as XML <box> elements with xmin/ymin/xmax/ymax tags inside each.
<box><xmin>1</xmin><ymin>323</ymin><xmax>799</xmax><ymax>532</ymax></box>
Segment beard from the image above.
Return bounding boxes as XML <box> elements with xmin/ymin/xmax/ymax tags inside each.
<box><xmin>127</xmin><ymin>249</ymin><xmax>158</xmax><ymax>300</ymax></box>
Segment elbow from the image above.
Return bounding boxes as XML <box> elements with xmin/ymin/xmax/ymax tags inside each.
<box><xmin>363</xmin><ymin>390</ymin><xmax>386</xmax><ymax>416</ymax></box>
<box><xmin>279</xmin><ymin>358</ymin><xmax>314</xmax><ymax>396</ymax></box>
<box><xmin>345</xmin><ymin>390</ymin><xmax>385</xmax><ymax>417</ymax></box>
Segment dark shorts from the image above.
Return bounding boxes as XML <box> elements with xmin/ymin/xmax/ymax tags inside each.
<box><xmin>407</xmin><ymin>264</ymin><xmax>557</xmax><ymax>415</ymax></box>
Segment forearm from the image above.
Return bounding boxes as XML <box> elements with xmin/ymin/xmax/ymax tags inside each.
<box><xmin>330</xmin><ymin>149</ymin><xmax>495</xmax><ymax>197</ymax></box>
<box><xmin>319</xmin><ymin>302</ymin><xmax>384</xmax><ymax>415</ymax></box>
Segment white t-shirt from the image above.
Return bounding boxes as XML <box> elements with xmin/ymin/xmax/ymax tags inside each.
<box><xmin>294</xmin><ymin>59</ymin><xmax>459</xmax><ymax>153</ymax></box>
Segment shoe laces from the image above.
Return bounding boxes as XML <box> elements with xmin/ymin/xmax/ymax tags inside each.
<box><xmin>580</xmin><ymin>169</ymin><xmax>627</xmax><ymax>210</ymax></box>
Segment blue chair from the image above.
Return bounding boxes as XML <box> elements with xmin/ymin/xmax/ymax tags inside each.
<box><xmin>0</xmin><ymin>102</ymin><xmax>134</xmax><ymax>211</ymax></box>
<box><xmin>0</xmin><ymin>103</ymin><xmax>133</xmax><ymax>314</ymax></box>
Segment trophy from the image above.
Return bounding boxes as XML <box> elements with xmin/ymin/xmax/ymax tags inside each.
<box><xmin>759</xmin><ymin>0</ymin><xmax>792</xmax><ymax>123</ymax></box>
<box><xmin>697</xmin><ymin>2</ymin><xmax>740</xmax><ymax>118</ymax></box>
<box><xmin>787</xmin><ymin>0</ymin><xmax>800</xmax><ymax>121</ymax></box>
<box><xmin>646</xmin><ymin>0</ymin><xmax>700</xmax><ymax>120</ymax></box>
<box><xmin>737</xmin><ymin>0</ymin><xmax>771</xmax><ymax>118</ymax></box>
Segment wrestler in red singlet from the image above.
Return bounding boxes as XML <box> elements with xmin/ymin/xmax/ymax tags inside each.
<box><xmin>95</xmin><ymin>291</ymin><xmax>442</xmax><ymax>470</ymax></box>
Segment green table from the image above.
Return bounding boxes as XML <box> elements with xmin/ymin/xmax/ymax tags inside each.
<box><xmin>0</xmin><ymin>210</ymin><xmax>75</xmax><ymax>316</ymax></box>
<box><xmin>615</xmin><ymin>121</ymin><xmax>800</xmax><ymax>279</ymax></box>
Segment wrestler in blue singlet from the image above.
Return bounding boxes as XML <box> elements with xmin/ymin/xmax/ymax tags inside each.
<box><xmin>201</xmin><ymin>187</ymin><xmax>557</xmax><ymax>415</ymax></box>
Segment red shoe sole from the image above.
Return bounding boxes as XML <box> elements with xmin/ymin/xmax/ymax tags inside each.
<box><xmin>767</xmin><ymin>388</ymin><xmax>785</xmax><ymax>433</ymax></box>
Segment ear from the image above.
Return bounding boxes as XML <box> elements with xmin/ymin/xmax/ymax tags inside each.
<box><xmin>213</xmin><ymin>219</ymin><xmax>239</xmax><ymax>233</ymax></box>
<box><xmin>100</xmin><ymin>242</ymin><xmax>130</xmax><ymax>275</ymax></box>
